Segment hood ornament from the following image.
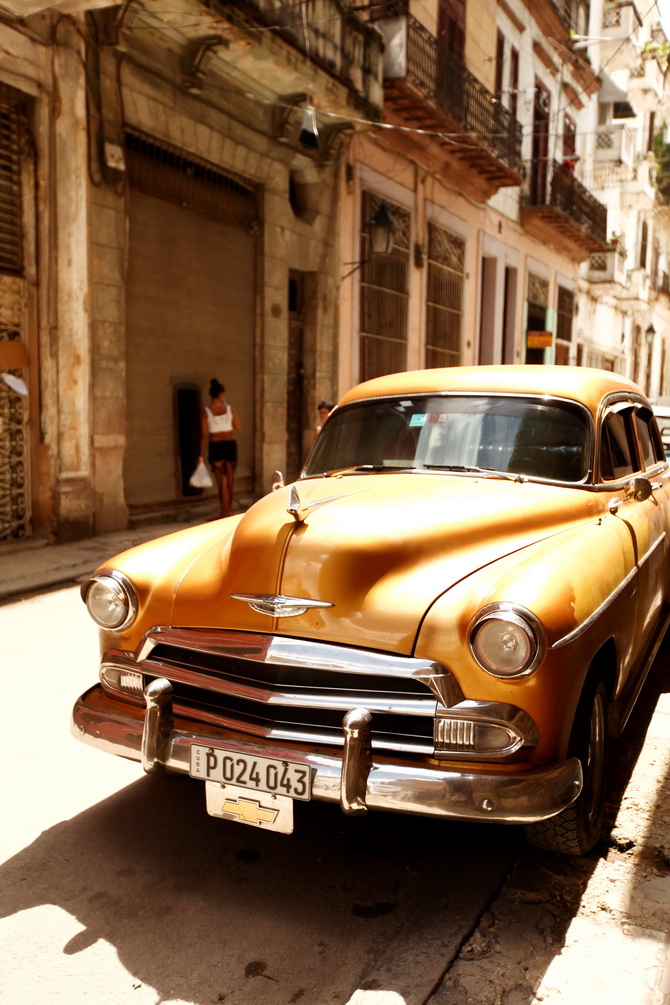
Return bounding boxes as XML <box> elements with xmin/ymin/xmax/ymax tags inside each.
<box><xmin>286</xmin><ymin>483</ymin><xmax>356</xmax><ymax>523</ymax></box>
<box><xmin>287</xmin><ymin>484</ymin><xmax>304</xmax><ymax>522</ymax></box>
<box><xmin>232</xmin><ymin>593</ymin><xmax>333</xmax><ymax>618</ymax></box>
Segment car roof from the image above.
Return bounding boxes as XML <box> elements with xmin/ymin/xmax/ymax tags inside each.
<box><xmin>338</xmin><ymin>365</ymin><xmax>644</xmax><ymax>419</ymax></box>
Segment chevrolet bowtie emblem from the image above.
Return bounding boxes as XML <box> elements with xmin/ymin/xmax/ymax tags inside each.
<box><xmin>221</xmin><ymin>796</ymin><xmax>279</xmax><ymax>826</ymax></box>
<box><xmin>231</xmin><ymin>593</ymin><xmax>333</xmax><ymax>617</ymax></box>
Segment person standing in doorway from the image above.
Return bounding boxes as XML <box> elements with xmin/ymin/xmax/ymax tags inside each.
<box><xmin>200</xmin><ymin>378</ymin><xmax>241</xmax><ymax>518</ymax></box>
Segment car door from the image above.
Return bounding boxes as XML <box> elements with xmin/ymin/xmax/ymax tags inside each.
<box><xmin>599</xmin><ymin>400</ymin><xmax>668</xmax><ymax>694</ymax></box>
<box><xmin>633</xmin><ymin>403</ymin><xmax>670</xmax><ymax>619</ymax></box>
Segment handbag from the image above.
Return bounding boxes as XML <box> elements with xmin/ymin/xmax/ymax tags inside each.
<box><xmin>189</xmin><ymin>458</ymin><xmax>213</xmax><ymax>488</ymax></box>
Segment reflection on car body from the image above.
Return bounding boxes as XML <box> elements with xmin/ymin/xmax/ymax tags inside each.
<box><xmin>72</xmin><ymin>366</ymin><xmax>670</xmax><ymax>855</ymax></box>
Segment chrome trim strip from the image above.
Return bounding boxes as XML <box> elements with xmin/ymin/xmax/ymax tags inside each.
<box><xmin>551</xmin><ymin>533</ymin><xmax>666</xmax><ymax>650</ymax></box>
<box><xmin>167</xmin><ymin>699</ymin><xmax>434</xmax><ymax>754</ymax></box>
<box><xmin>102</xmin><ymin>651</ymin><xmax>438</xmax><ymax>717</ymax></box>
<box><xmin>72</xmin><ymin>685</ymin><xmax>583</xmax><ymax>825</ymax></box>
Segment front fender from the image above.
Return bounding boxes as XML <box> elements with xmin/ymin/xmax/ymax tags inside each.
<box><xmin>415</xmin><ymin>515</ymin><xmax>636</xmax><ymax>764</ymax></box>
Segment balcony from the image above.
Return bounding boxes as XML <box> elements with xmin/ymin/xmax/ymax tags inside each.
<box><xmin>157</xmin><ymin>0</ymin><xmax>384</xmax><ymax>117</ymax></box>
<box><xmin>521</xmin><ymin>160</ymin><xmax>608</xmax><ymax>260</ymax></box>
<box><xmin>655</xmin><ymin>271</ymin><xmax>670</xmax><ymax>297</ymax></box>
<box><xmin>601</xmin><ymin>2</ymin><xmax>643</xmax><ymax>71</ymax></box>
<box><xmin>595</xmin><ymin>123</ymin><xmax>636</xmax><ymax>170</ymax></box>
<box><xmin>587</xmin><ymin>247</ymin><xmax>628</xmax><ymax>284</ymax></box>
<box><xmin>622</xmin><ymin>156</ymin><xmax>657</xmax><ymax>210</ymax></box>
<box><xmin>628</xmin><ymin>55</ymin><xmax>665</xmax><ymax>111</ymax></box>
<box><xmin>376</xmin><ymin>11</ymin><xmax>524</xmax><ymax>200</ymax></box>
<box><xmin>622</xmin><ymin>266</ymin><xmax>650</xmax><ymax>302</ymax></box>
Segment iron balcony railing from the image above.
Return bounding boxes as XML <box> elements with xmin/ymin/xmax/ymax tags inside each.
<box><xmin>385</xmin><ymin>11</ymin><xmax>524</xmax><ymax>177</ymax></box>
<box><xmin>227</xmin><ymin>0</ymin><xmax>383</xmax><ymax>109</ymax></box>
<box><xmin>523</xmin><ymin>160</ymin><xmax>607</xmax><ymax>243</ymax></box>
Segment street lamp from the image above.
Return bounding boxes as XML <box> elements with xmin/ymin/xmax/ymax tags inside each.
<box><xmin>367</xmin><ymin>201</ymin><xmax>395</xmax><ymax>255</ymax></box>
<box><xmin>341</xmin><ymin>200</ymin><xmax>396</xmax><ymax>280</ymax></box>
<box><xmin>645</xmin><ymin>323</ymin><xmax>656</xmax><ymax>345</ymax></box>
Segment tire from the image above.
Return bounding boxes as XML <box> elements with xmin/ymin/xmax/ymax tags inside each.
<box><xmin>525</xmin><ymin>677</ymin><xmax>608</xmax><ymax>856</ymax></box>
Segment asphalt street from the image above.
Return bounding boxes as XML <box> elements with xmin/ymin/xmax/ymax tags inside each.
<box><xmin>1</xmin><ymin>584</ymin><xmax>522</xmax><ymax>1005</ymax></box>
<box><xmin>3</xmin><ymin>531</ymin><xmax>670</xmax><ymax>1004</ymax></box>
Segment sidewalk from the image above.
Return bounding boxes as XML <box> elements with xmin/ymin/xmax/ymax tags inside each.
<box><xmin>0</xmin><ymin>514</ymin><xmax>212</xmax><ymax>603</ymax></box>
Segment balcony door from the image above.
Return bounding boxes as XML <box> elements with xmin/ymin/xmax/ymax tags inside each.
<box><xmin>531</xmin><ymin>82</ymin><xmax>551</xmax><ymax>205</ymax></box>
<box><xmin>438</xmin><ymin>0</ymin><xmax>466</xmax><ymax>61</ymax></box>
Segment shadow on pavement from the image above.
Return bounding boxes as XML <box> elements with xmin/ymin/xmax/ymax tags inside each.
<box><xmin>428</xmin><ymin>645</ymin><xmax>670</xmax><ymax>1004</ymax></box>
<box><xmin>1</xmin><ymin>770</ymin><xmax>521</xmax><ymax>1005</ymax></box>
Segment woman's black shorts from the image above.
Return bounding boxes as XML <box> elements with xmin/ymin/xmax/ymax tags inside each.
<box><xmin>208</xmin><ymin>439</ymin><xmax>237</xmax><ymax>465</ymax></box>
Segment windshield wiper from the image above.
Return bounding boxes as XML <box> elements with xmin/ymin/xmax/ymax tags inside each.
<box><xmin>422</xmin><ymin>464</ymin><xmax>525</xmax><ymax>482</ymax></box>
<box><xmin>323</xmin><ymin>464</ymin><xmax>416</xmax><ymax>477</ymax></box>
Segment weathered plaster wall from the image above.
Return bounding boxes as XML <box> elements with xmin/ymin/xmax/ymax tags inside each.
<box><xmin>86</xmin><ymin>44</ymin><xmax>343</xmax><ymax>530</ymax></box>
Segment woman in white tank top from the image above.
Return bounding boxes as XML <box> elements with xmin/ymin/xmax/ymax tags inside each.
<box><xmin>200</xmin><ymin>377</ymin><xmax>241</xmax><ymax>518</ymax></box>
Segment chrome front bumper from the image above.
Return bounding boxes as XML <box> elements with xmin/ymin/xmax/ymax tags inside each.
<box><xmin>71</xmin><ymin>681</ymin><xmax>583</xmax><ymax>825</ymax></box>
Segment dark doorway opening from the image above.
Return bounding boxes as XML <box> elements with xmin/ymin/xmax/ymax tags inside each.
<box><xmin>502</xmin><ymin>267</ymin><xmax>517</xmax><ymax>364</ymax></box>
<box><xmin>176</xmin><ymin>386</ymin><xmax>203</xmax><ymax>496</ymax></box>
<box><xmin>526</xmin><ymin>300</ymin><xmax>547</xmax><ymax>365</ymax></box>
<box><xmin>287</xmin><ymin>273</ymin><xmax>306</xmax><ymax>482</ymax></box>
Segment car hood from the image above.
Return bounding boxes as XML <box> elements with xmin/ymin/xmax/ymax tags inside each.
<box><xmin>169</xmin><ymin>473</ymin><xmax>599</xmax><ymax>655</ymax></box>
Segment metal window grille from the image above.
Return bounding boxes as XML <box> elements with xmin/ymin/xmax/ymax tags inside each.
<box><xmin>527</xmin><ymin>273</ymin><xmax>549</xmax><ymax>308</ymax></box>
<box><xmin>359</xmin><ymin>191</ymin><xmax>410</xmax><ymax>381</ymax></box>
<box><xmin>424</xmin><ymin>222</ymin><xmax>464</xmax><ymax>368</ymax></box>
<box><xmin>124</xmin><ymin>130</ymin><xmax>257</xmax><ymax>227</ymax></box>
<box><xmin>0</xmin><ymin>86</ymin><xmax>23</xmax><ymax>276</ymax></box>
<box><xmin>603</xmin><ymin>7</ymin><xmax>621</xmax><ymax>28</ymax></box>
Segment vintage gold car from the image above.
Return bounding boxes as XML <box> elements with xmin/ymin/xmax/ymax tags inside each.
<box><xmin>72</xmin><ymin>365</ymin><xmax>670</xmax><ymax>855</ymax></box>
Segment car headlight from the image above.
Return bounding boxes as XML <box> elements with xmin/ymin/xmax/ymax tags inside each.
<box><xmin>469</xmin><ymin>604</ymin><xmax>545</xmax><ymax>678</ymax></box>
<box><xmin>81</xmin><ymin>571</ymin><xmax>138</xmax><ymax>631</ymax></box>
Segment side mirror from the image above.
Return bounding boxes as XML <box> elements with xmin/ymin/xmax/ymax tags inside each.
<box><xmin>625</xmin><ymin>476</ymin><xmax>653</xmax><ymax>502</ymax></box>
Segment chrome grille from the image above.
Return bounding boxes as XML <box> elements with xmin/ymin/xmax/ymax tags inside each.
<box><xmin>115</xmin><ymin>628</ymin><xmax>465</xmax><ymax>755</ymax></box>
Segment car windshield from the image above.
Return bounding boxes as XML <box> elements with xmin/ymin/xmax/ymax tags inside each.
<box><xmin>303</xmin><ymin>394</ymin><xmax>591</xmax><ymax>483</ymax></box>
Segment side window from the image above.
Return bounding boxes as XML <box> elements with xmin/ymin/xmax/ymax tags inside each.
<box><xmin>600</xmin><ymin>410</ymin><xmax>637</xmax><ymax>480</ymax></box>
<box><xmin>635</xmin><ymin>407</ymin><xmax>665</xmax><ymax>467</ymax></box>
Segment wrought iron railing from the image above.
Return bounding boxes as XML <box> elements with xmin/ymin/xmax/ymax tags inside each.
<box><xmin>556</xmin><ymin>0</ymin><xmax>590</xmax><ymax>35</ymax></box>
<box><xmin>385</xmin><ymin>12</ymin><xmax>524</xmax><ymax>177</ymax></box>
<box><xmin>226</xmin><ymin>0</ymin><xmax>383</xmax><ymax>106</ymax></box>
<box><xmin>523</xmin><ymin>160</ymin><xmax>607</xmax><ymax>243</ymax></box>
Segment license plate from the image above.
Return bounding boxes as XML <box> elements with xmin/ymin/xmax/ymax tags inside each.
<box><xmin>189</xmin><ymin>745</ymin><xmax>312</xmax><ymax>801</ymax></box>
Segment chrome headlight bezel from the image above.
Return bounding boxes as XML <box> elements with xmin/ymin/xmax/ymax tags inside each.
<box><xmin>81</xmin><ymin>569</ymin><xmax>138</xmax><ymax>631</ymax></box>
<box><xmin>468</xmin><ymin>603</ymin><xmax>546</xmax><ymax>678</ymax></box>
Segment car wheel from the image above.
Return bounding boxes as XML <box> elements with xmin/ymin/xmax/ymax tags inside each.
<box><xmin>525</xmin><ymin>677</ymin><xmax>608</xmax><ymax>856</ymax></box>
